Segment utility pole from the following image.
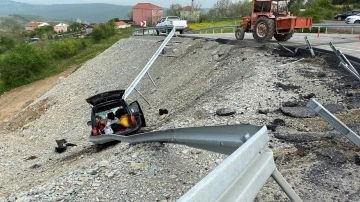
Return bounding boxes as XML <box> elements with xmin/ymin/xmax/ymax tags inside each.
<box><xmin>191</xmin><ymin>0</ymin><xmax>194</xmax><ymax>14</ymax></box>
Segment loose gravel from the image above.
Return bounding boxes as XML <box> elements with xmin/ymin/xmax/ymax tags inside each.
<box><xmin>1</xmin><ymin>35</ymin><xmax>360</xmax><ymax>202</ymax></box>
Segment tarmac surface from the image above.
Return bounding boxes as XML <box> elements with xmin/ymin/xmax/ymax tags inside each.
<box><xmin>181</xmin><ymin>33</ymin><xmax>360</xmax><ymax>58</ymax></box>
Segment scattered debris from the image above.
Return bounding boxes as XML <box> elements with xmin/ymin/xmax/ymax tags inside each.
<box><xmin>317</xmin><ymin>148</ymin><xmax>348</xmax><ymax>164</ymax></box>
<box><xmin>267</xmin><ymin>118</ymin><xmax>286</xmax><ymax>131</ymax></box>
<box><xmin>159</xmin><ymin>108</ymin><xmax>169</xmax><ymax>116</ymax></box>
<box><xmin>30</xmin><ymin>164</ymin><xmax>41</xmax><ymax>169</ymax></box>
<box><xmin>355</xmin><ymin>153</ymin><xmax>360</xmax><ymax>165</ymax></box>
<box><xmin>282</xmin><ymin>101</ymin><xmax>298</xmax><ymax>107</ymax></box>
<box><xmin>274</xmin><ymin>129</ymin><xmax>336</xmax><ymax>143</ymax></box>
<box><xmin>55</xmin><ymin>139</ymin><xmax>77</xmax><ymax>153</ymax></box>
<box><xmin>216</xmin><ymin>108</ymin><xmax>236</xmax><ymax>116</ymax></box>
<box><xmin>275</xmin><ymin>82</ymin><xmax>301</xmax><ymax>91</ymax></box>
<box><xmin>303</xmin><ymin>93</ymin><xmax>316</xmax><ymax>99</ymax></box>
<box><xmin>258</xmin><ymin>109</ymin><xmax>270</xmax><ymax>115</ymax></box>
<box><xmin>281</xmin><ymin>107</ymin><xmax>317</xmax><ymax>118</ymax></box>
<box><xmin>25</xmin><ymin>155</ymin><xmax>38</xmax><ymax>161</ymax></box>
<box><xmin>317</xmin><ymin>72</ymin><xmax>327</xmax><ymax>78</ymax></box>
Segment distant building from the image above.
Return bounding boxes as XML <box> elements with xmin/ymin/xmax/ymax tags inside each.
<box><xmin>25</xmin><ymin>22</ymin><xmax>50</xmax><ymax>32</ymax></box>
<box><xmin>54</xmin><ymin>23</ymin><xmax>68</xmax><ymax>33</ymax></box>
<box><xmin>180</xmin><ymin>6</ymin><xmax>200</xmax><ymax>22</ymax></box>
<box><xmin>132</xmin><ymin>3</ymin><xmax>163</xmax><ymax>26</ymax></box>
<box><xmin>115</xmin><ymin>21</ymin><xmax>131</xmax><ymax>29</ymax></box>
<box><xmin>81</xmin><ymin>23</ymin><xmax>94</xmax><ymax>34</ymax></box>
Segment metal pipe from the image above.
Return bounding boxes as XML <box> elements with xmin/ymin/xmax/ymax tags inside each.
<box><xmin>272</xmin><ymin>169</ymin><xmax>303</xmax><ymax>202</ymax></box>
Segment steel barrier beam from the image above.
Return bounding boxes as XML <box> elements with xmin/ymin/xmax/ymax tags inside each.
<box><xmin>123</xmin><ymin>26</ymin><xmax>176</xmax><ymax>99</ymax></box>
<box><xmin>89</xmin><ymin>124</ymin><xmax>302</xmax><ymax>201</ymax></box>
<box><xmin>307</xmin><ymin>98</ymin><xmax>360</xmax><ymax>148</ymax></box>
<box><xmin>89</xmin><ymin>124</ymin><xmax>265</xmax><ymax>155</ymax></box>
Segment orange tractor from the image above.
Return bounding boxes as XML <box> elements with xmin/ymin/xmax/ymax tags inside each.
<box><xmin>235</xmin><ymin>0</ymin><xmax>312</xmax><ymax>42</ymax></box>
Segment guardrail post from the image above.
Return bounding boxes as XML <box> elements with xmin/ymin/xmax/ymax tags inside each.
<box><xmin>325</xmin><ymin>27</ymin><xmax>328</xmax><ymax>34</ymax></box>
<box><xmin>304</xmin><ymin>36</ymin><xmax>315</xmax><ymax>57</ymax></box>
<box><xmin>317</xmin><ymin>27</ymin><xmax>320</xmax><ymax>37</ymax></box>
<box><xmin>233</xmin><ymin>27</ymin><xmax>235</xmax><ymax>33</ymax></box>
<box><xmin>221</xmin><ymin>28</ymin><xmax>223</xmax><ymax>33</ymax></box>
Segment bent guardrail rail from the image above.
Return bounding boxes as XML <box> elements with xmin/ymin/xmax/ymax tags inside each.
<box><xmin>89</xmin><ymin>124</ymin><xmax>302</xmax><ymax>201</ymax></box>
<box><xmin>307</xmin><ymin>99</ymin><xmax>360</xmax><ymax>148</ymax></box>
<box><xmin>132</xmin><ymin>25</ymin><xmax>175</xmax><ymax>36</ymax></box>
<box><xmin>123</xmin><ymin>25</ymin><xmax>176</xmax><ymax>100</ymax></box>
<box><xmin>185</xmin><ymin>23</ymin><xmax>360</xmax><ymax>34</ymax></box>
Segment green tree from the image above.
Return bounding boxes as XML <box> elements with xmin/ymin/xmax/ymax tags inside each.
<box><xmin>166</xmin><ymin>4</ymin><xmax>182</xmax><ymax>16</ymax></box>
<box><xmin>69</xmin><ymin>22</ymin><xmax>83</xmax><ymax>32</ymax></box>
<box><xmin>32</xmin><ymin>25</ymin><xmax>55</xmax><ymax>39</ymax></box>
<box><xmin>127</xmin><ymin>10</ymin><xmax>133</xmax><ymax>20</ymax></box>
<box><xmin>0</xmin><ymin>35</ymin><xmax>16</xmax><ymax>54</ymax></box>
<box><xmin>109</xmin><ymin>18</ymin><xmax>120</xmax><ymax>22</ymax></box>
<box><xmin>91</xmin><ymin>28</ymin><xmax>105</xmax><ymax>42</ymax></box>
<box><xmin>0</xmin><ymin>44</ymin><xmax>50</xmax><ymax>89</ymax></box>
<box><xmin>0</xmin><ymin>18</ymin><xmax>22</xmax><ymax>34</ymax></box>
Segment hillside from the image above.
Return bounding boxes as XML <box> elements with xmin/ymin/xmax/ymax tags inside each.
<box><xmin>0</xmin><ymin>0</ymin><xmax>132</xmax><ymax>23</ymax></box>
<box><xmin>0</xmin><ymin>14</ymin><xmax>49</xmax><ymax>26</ymax></box>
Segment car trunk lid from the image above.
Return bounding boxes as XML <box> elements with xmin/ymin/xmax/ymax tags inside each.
<box><xmin>86</xmin><ymin>90</ymin><xmax>125</xmax><ymax>106</ymax></box>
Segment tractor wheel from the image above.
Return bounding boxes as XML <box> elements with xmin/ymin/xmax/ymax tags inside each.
<box><xmin>274</xmin><ymin>33</ymin><xmax>293</xmax><ymax>42</ymax></box>
<box><xmin>235</xmin><ymin>28</ymin><xmax>245</xmax><ymax>40</ymax></box>
<box><xmin>179</xmin><ymin>29</ymin><xmax>184</xmax><ymax>34</ymax></box>
<box><xmin>253</xmin><ymin>16</ymin><xmax>275</xmax><ymax>43</ymax></box>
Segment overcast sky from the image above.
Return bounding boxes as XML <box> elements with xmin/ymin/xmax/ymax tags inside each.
<box><xmin>14</xmin><ymin>0</ymin><xmax>218</xmax><ymax>8</ymax></box>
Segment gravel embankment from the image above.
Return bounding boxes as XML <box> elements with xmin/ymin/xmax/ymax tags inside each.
<box><xmin>1</xmin><ymin>35</ymin><xmax>360</xmax><ymax>202</ymax></box>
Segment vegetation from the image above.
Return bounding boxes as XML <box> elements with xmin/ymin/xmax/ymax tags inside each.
<box><xmin>0</xmin><ymin>25</ymin><xmax>133</xmax><ymax>94</ymax></box>
<box><xmin>188</xmin><ymin>20</ymin><xmax>242</xmax><ymax>33</ymax></box>
<box><xmin>0</xmin><ymin>14</ymin><xmax>48</xmax><ymax>27</ymax></box>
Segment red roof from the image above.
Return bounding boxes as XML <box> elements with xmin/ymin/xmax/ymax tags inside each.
<box><xmin>115</xmin><ymin>21</ymin><xmax>127</xmax><ymax>26</ymax></box>
<box><xmin>133</xmin><ymin>3</ymin><xmax>162</xmax><ymax>10</ymax></box>
<box><xmin>26</xmin><ymin>22</ymin><xmax>43</xmax><ymax>27</ymax></box>
<box><xmin>182</xmin><ymin>6</ymin><xmax>199</xmax><ymax>11</ymax></box>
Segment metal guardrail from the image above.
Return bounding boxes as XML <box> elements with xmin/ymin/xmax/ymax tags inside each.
<box><xmin>187</xmin><ymin>23</ymin><xmax>360</xmax><ymax>34</ymax></box>
<box><xmin>307</xmin><ymin>99</ymin><xmax>360</xmax><ymax>148</ymax></box>
<box><xmin>89</xmin><ymin>124</ymin><xmax>302</xmax><ymax>201</ymax></box>
<box><xmin>123</xmin><ymin>26</ymin><xmax>176</xmax><ymax>99</ymax></box>
<box><xmin>132</xmin><ymin>25</ymin><xmax>175</xmax><ymax>36</ymax></box>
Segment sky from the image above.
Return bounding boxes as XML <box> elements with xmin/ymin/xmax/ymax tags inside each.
<box><xmin>13</xmin><ymin>0</ymin><xmax>218</xmax><ymax>8</ymax></box>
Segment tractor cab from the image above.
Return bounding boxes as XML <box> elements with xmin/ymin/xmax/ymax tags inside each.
<box><xmin>236</xmin><ymin>0</ymin><xmax>312</xmax><ymax>42</ymax></box>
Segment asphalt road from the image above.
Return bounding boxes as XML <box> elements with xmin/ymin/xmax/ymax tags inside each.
<box><xmin>181</xmin><ymin>33</ymin><xmax>360</xmax><ymax>58</ymax></box>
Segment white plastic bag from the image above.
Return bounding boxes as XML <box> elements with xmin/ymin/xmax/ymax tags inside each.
<box><xmin>104</xmin><ymin>122</ymin><xmax>113</xmax><ymax>135</ymax></box>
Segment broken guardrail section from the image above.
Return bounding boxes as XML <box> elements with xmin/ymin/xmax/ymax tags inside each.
<box><xmin>123</xmin><ymin>26</ymin><xmax>176</xmax><ymax>100</ymax></box>
<box><xmin>89</xmin><ymin>124</ymin><xmax>302</xmax><ymax>201</ymax></box>
<box><xmin>307</xmin><ymin>98</ymin><xmax>360</xmax><ymax>148</ymax></box>
<box><xmin>329</xmin><ymin>42</ymin><xmax>360</xmax><ymax>81</ymax></box>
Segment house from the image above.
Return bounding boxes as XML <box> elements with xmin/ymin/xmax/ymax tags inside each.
<box><xmin>180</xmin><ymin>6</ymin><xmax>201</xmax><ymax>21</ymax></box>
<box><xmin>25</xmin><ymin>22</ymin><xmax>50</xmax><ymax>32</ymax></box>
<box><xmin>81</xmin><ymin>23</ymin><xmax>94</xmax><ymax>34</ymax></box>
<box><xmin>132</xmin><ymin>3</ymin><xmax>163</xmax><ymax>25</ymax></box>
<box><xmin>115</xmin><ymin>21</ymin><xmax>131</xmax><ymax>29</ymax></box>
<box><xmin>54</xmin><ymin>23</ymin><xmax>68</xmax><ymax>33</ymax></box>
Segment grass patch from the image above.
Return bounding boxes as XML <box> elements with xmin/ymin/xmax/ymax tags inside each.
<box><xmin>188</xmin><ymin>20</ymin><xmax>242</xmax><ymax>32</ymax></box>
<box><xmin>0</xmin><ymin>27</ymin><xmax>133</xmax><ymax>94</ymax></box>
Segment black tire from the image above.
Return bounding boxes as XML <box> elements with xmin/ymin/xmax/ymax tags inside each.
<box><xmin>274</xmin><ymin>33</ymin><xmax>293</xmax><ymax>42</ymax></box>
<box><xmin>253</xmin><ymin>16</ymin><xmax>275</xmax><ymax>43</ymax></box>
<box><xmin>337</xmin><ymin>16</ymin><xmax>342</xmax><ymax>21</ymax></box>
<box><xmin>235</xmin><ymin>28</ymin><xmax>245</xmax><ymax>40</ymax></box>
<box><xmin>156</xmin><ymin>30</ymin><xmax>159</xmax><ymax>36</ymax></box>
<box><xmin>179</xmin><ymin>29</ymin><xmax>184</xmax><ymax>34</ymax></box>
<box><xmin>355</xmin><ymin>21</ymin><xmax>360</xmax><ymax>24</ymax></box>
